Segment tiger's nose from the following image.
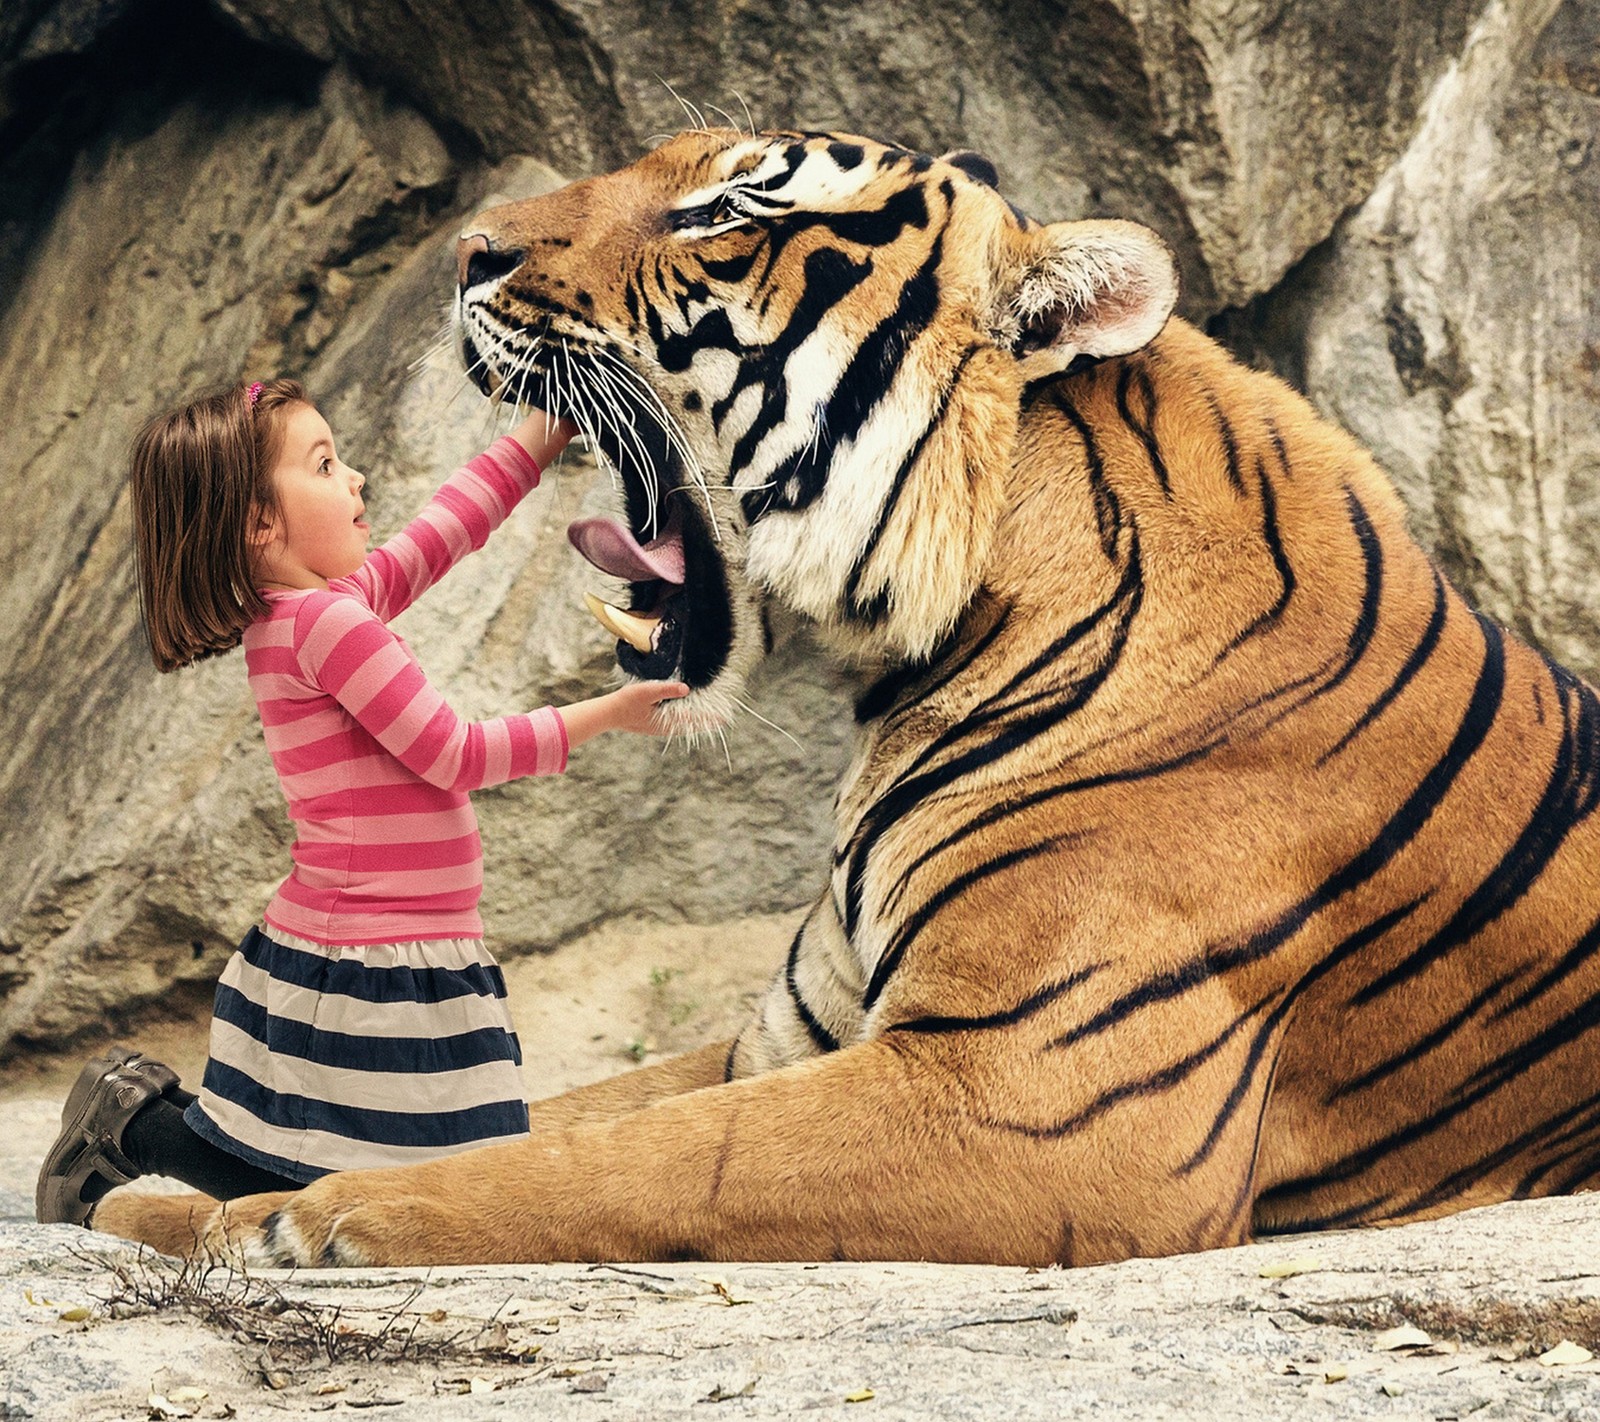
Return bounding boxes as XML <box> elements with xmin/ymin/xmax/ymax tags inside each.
<box><xmin>457</xmin><ymin>233</ymin><xmax>524</xmax><ymax>290</ymax></box>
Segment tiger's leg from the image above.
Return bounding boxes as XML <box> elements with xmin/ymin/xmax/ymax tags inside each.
<box><xmin>88</xmin><ymin>1045</ymin><xmax>738</xmax><ymax>1256</ymax></box>
<box><xmin>524</xmin><ymin>1040</ymin><xmax>735</xmax><ymax>1132</ymax></box>
<box><xmin>222</xmin><ymin>1028</ymin><xmax>1262</xmax><ymax>1269</ymax></box>
<box><xmin>90</xmin><ymin>1187</ymin><xmax>307</xmax><ymax>1259</ymax></box>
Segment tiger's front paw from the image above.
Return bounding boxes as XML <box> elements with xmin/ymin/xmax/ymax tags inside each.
<box><xmin>251</xmin><ymin>1173</ymin><xmax>454</xmax><ymax>1268</ymax></box>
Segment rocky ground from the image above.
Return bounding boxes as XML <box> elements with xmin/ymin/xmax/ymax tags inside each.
<box><xmin>2</xmin><ymin>1186</ymin><xmax>1597</xmax><ymax>1420</ymax></box>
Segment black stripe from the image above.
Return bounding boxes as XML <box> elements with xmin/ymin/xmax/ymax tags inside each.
<box><xmin>700</xmin><ymin>248</ymin><xmax>761</xmax><ymax>284</ymax></box>
<box><xmin>212</xmin><ymin>984</ymin><xmax>522</xmax><ymax>1074</ymax></box>
<box><xmin>1318</xmin><ymin>566</ymin><xmax>1448</xmax><ymax>765</ymax></box>
<box><xmin>884</xmin><ymin>961</ymin><xmax>1108</xmax><ymax>1036</ymax></box>
<box><xmin>1204</xmin><ymin>390</ymin><xmax>1245</xmax><ymax>493</ymax></box>
<box><xmin>1257</xmin><ymin>1191</ymin><xmax>1391</xmax><ymax>1233</ymax></box>
<box><xmin>1351</xmin><ymin>653</ymin><xmax>1600</xmax><ymax>1006</ymax></box>
<box><xmin>1204</xmin><ymin>488</ymin><xmax>1383</xmax><ymax>737</ymax></box>
<box><xmin>1214</xmin><ymin>453</ymin><xmax>1295</xmax><ymax>663</ymax></box>
<box><xmin>879</xmin><ymin>739</ymin><xmax>1219</xmax><ymax>921</ymax></box>
<box><xmin>952</xmin><ymin>531</ymin><xmax>1143</xmax><ymax>734</ymax></box>
<box><xmin>1180</xmin><ymin>897</ymin><xmax>1431</xmax><ymax>1176</ymax></box>
<box><xmin>843</xmin><ymin>344</ymin><xmax>978</xmax><ymax>623</ymax></box>
<box><xmin>784</xmin><ymin>924</ymin><xmax>840</xmax><ymax>1053</ymax></box>
<box><xmin>1326</xmin><ymin>962</ymin><xmax>1530</xmax><ymax>1102</ymax></box>
<box><xmin>1451</xmin><ymin>980</ymin><xmax>1600</xmax><ymax>1105</ymax></box>
<box><xmin>238</xmin><ymin>927</ymin><xmax>508</xmax><ymax>1006</ymax></box>
<box><xmin>1522</xmin><ymin>1135</ymin><xmax>1600</xmax><ymax>1197</ymax></box>
<box><xmin>1266</xmin><ymin>418</ymin><xmax>1291</xmax><ymax>479</ymax></box>
<box><xmin>990</xmin><ymin>995</ymin><xmax>1275</xmax><ymax>1140</ymax></box>
<box><xmin>1257</xmin><ymin>947</ymin><xmax>1593</xmax><ymax>1207</ymax></box>
<box><xmin>742</xmin><ymin>229</ymin><xmax>945</xmax><ymax>525</ymax></box>
<box><xmin>1052</xmin><ymin>391</ymin><xmax>1121</xmax><ymax>559</ymax></box>
<box><xmin>1406</xmin><ymin>1085</ymin><xmax>1600</xmax><ymax>1216</ymax></box>
<box><xmin>1269</xmin><ymin>487</ymin><xmax>1383</xmax><ymax>719</ymax></box>
<box><xmin>842</xmin><ymin>540</ymin><xmax>1142</xmax><ymax>940</ymax></box>
<box><xmin>1115</xmin><ymin>360</ymin><xmax>1172</xmax><ymax>497</ymax></box>
<box><xmin>852</xmin><ymin>599</ymin><xmax>1011</xmax><ymax>725</ymax></box>
<box><xmin>1047</xmin><ymin>619</ymin><xmax>1505</xmax><ymax>1053</ymax></box>
<box><xmin>862</xmin><ymin>836</ymin><xmax>1071</xmax><ymax>1012</ymax></box>
<box><xmin>197</xmin><ymin>1058</ymin><xmax>527</xmax><ymax>1149</ymax></box>
<box><xmin>1490</xmin><ymin>910</ymin><xmax>1600</xmax><ymax>1023</ymax></box>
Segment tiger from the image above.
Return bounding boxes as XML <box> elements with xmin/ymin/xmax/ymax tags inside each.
<box><xmin>96</xmin><ymin>127</ymin><xmax>1600</xmax><ymax>1269</ymax></box>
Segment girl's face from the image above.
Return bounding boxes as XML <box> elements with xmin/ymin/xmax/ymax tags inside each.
<box><xmin>253</xmin><ymin>403</ymin><xmax>369</xmax><ymax>591</ymax></box>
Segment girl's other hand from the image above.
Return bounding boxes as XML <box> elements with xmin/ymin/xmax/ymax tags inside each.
<box><xmin>508</xmin><ymin>407</ymin><xmax>580</xmax><ymax>470</ymax></box>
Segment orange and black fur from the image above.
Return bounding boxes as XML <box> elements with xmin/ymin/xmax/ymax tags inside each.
<box><xmin>98</xmin><ymin>129</ymin><xmax>1600</xmax><ymax>1267</ymax></box>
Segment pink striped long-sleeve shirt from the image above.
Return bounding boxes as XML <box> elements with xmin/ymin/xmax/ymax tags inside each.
<box><xmin>244</xmin><ymin>436</ymin><xmax>568</xmax><ymax>946</ymax></box>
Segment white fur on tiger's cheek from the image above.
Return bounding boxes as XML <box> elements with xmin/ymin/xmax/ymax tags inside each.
<box><xmin>744</xmin><ymin>360</ymin><xmax>971</xmax><ymax>659</ymax></box>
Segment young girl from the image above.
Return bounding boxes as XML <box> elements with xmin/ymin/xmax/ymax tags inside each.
<box><xmin>36</xmin><ymin>378</ymin><xmax>687</xmax><ymax>1227</ymax></box>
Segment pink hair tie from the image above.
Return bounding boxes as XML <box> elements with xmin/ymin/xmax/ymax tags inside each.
<box><xmin>247</xmin><ymin>381</ymin><xmax>263</xmax><ymax>407</ymax></box>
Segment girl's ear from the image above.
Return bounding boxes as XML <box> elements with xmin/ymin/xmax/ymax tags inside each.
<box><xmin>993</xmin><ymin>218</ymin><xmax>1179</xmax><ymax>381</ymax></box>
<box><xmin>247</xmin><ymin>504</ymin><xmax>281</xmax><ymax>552</ymax></box>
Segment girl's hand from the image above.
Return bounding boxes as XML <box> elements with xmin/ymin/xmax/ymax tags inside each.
<box><xmin>557</xmin><ymin>681</ymin><xmax>690</xmax><ymax>746</ymax></box>
<box><xmin>508</xmin><ymin>407</ymin><xmax>580</xmax><ymax>471</ymax></box>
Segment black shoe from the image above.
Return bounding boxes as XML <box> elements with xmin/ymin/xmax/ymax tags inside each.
<box><xmin>35</xmin><ymin>1048</ymin><xmax>180</xmax><ymax>1226</ymax></box>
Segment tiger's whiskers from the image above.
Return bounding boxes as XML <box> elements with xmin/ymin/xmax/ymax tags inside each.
<box><xmin>733</xmin><ymin>695</ymin><xmax>805</xmax><ymax>753</ymax></box>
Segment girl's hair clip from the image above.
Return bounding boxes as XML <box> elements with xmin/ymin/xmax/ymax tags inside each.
<box><xmin>247</xmin><ymin>381</ymin><xmax>263</xmax><ymax>407</ymax></box>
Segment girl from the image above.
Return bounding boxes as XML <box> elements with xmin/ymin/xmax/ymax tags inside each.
<box><xmin>36</xmin><ymin>378</ymin><xmax>687</xmax><ymax>1227</ymax></box>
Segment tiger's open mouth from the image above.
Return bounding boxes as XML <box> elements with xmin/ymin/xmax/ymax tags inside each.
<box><xmin>461</xmin><ymin>331</ymin><xmax>735</xmax><ymax>688</ymax></box>
<box><xmin>569</xmin><ymin>507</ymin><xmax>692</xmax><ymax>681</ymax></box>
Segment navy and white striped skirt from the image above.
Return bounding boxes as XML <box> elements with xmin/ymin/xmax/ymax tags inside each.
<box><xmin>186</xmin><ymin>925</ymin><xmax>530</xmax><ymax>1183</ymax></box>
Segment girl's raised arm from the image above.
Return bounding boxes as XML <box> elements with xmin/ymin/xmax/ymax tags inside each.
<box><xmin>345</xmin><ymin>412</ymin><xmax>574</xmax><ymax>623</ymax></box>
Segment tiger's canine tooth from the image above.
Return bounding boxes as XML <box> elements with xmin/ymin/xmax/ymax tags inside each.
<box><xmin>583</xmin><ymin>592</ymin><xmax>660</xmax><ymax>653</ymax></box>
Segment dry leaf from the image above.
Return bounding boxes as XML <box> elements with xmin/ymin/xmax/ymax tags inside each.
<box><xmin>1538</xmin><ymin>1340</ymin><xmax>1594</xmax><ymax>1367</ymax></box>
<box><xmin>1321</xmin><ymin>1366</ymin><xmax>1348</xmax><ymax>1384</ymax></box>
<box><xmin>1381</xmin><ymin>1383</ymin><xmax>1404</xmax><ymax>1398</ymax></box>
<box><xmin>428</xmin><ymin>1309</ymin><xmax>448</xmax><ymax>1323</ymax></box>
<box><xmin>315</xmin><ymin>1384</ymin><xmax>347</xmax><ymax>1396</ymax></box>
<box><xmin>697</xmin><ymin>1275</ymin><xmax>752</xmax><ymax>1306</ymax></box>
<box><xmin>703</xmin><ymin>1381</ymin><xmax>758</xmax><ymax>1402</ymax></box>
<box><xmin>845</xmin><ymin>1388</ymin><xmax>876</xmax><ymax>1403</ymax></box>
<box><xmin>1258</xmin><ymin>1256</ymin><xmax>1325</xmax><ymax>1280</ymax></box>
<box><xmin>146</xmin><ymin>1393</ymin><xmax>194</xmax><ymax>1421</ymax></box>
<box><xmin>167</xmin><ymin>1389</ymin><xmax>209</xmax><ymax>1406</ymax></box>
<box><xmin>57</xmin><ymin>1306</ymin><xmax>92</xmax><ymax>1322</ymax></box>
<box><xmin>1373</xmin><ymin>1325</ymin><xmax>1432</xmax><ymax>1352</ymax></box>
<box><xmin>469</xmin><ymin>1378</ymin><xmax>496</xmax><ymax>1395</ymax></box>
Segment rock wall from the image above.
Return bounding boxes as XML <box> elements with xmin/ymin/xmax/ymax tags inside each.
<box><xmin>0</xmin><ymin>0</ymin><xmax>1595</xmax><ymax>1053</ymax></box>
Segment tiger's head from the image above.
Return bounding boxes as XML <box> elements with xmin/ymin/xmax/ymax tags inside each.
<box><xmin>456</xmin><ymin>129</ymin><xmax>1177</xmax><ymax>723</ymax></box>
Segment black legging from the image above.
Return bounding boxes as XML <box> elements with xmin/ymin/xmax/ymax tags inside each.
<box><xmin>86</xmin><ymin>1086</ymin><xmax>304</xmax><ymax>1203</ymax></box>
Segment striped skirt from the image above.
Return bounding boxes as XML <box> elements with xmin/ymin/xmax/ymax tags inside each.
<box><xmin>186</xmin><ymin>924</ymin><xmax>530</xmax><ymax>1183</ymax></box>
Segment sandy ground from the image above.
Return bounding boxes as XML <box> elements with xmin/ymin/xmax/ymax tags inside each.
<box><xmin>0</xmin><ymin>912</ymin><xmax>796</xmax><ymax>1203</ymax></box>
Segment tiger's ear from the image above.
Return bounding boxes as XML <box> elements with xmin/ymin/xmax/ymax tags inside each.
<box><xmin>996</xmin><ymin>219</ymin><xmax>1179</xmax><ymax>379</ymax></box>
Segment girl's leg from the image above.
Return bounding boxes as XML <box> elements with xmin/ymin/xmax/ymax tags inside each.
<box><xmin>119</xmin><ymin>1095</ymin><xmax>302</xmax><ymax>1201</ymax></box>
<box><xmin>36</xmin><ymin>1049</ymin><xmax>300</xmax><ymax>1226</ymax></box>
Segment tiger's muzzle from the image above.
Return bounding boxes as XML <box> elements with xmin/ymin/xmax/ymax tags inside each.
<box><xmin>455</xmin><ymin>269</ymin><xmax>737</xmax><ymax>691</ymax></box>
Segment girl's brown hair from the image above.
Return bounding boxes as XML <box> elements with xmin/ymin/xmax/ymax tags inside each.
<box><xmin>130</xmin><ymin>378</ymin><xmax>306</xmax><ymax>671</ymax></box>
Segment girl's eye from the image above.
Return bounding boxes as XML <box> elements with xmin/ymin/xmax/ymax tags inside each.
<box><xmin>318</xmin><ymin>457</ymin><xmax>332</xmax><ymax>474</ymax></box>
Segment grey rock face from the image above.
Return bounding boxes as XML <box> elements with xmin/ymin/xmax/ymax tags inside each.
<box><xmin>192</xmin><ymin>0</ymin><xmax>1491</xmax><ymax>310</ymax></box>
<box><xmin>1</xmin><ymin>0</ymin><xmax>1598</xmax><ymax>1055</ymax></box>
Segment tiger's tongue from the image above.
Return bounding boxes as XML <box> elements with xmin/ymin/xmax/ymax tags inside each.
<box><xmin>567</xmin><ymin>515</ymin><xmax>686</xmax><ymax>586</ymax></box>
